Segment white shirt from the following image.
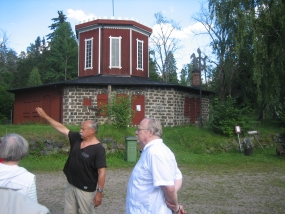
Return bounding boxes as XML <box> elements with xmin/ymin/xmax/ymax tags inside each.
<box><xmin>0</xmin><ymin>163</ymin><xmax>37</xmax><ymax>202</ymax></box>
<box><xmin>126</xmin><ymin>139</ymin><xmax>182</xmax><ymax>214</ymax></box>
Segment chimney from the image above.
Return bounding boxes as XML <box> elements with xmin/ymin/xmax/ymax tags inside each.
<box><xmin>192</xmin><ymin>68</ymin><xmax>200</xmax><ymax>87</ymax></box>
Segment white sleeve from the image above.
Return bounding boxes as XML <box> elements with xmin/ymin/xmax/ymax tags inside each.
<box><xmin>175</xmin><ymin>166</ymin><xmax>182</xmax><ymax>180</ymax></box>
<box><xmin>175</xmin><ymin>167</ymin><xmax>183</xmax><ymax>191</ymax></box>
<box><xmin>27</xmin><ymin>177</ymin><xmax>38</xmax><ymax>202</ymax></box>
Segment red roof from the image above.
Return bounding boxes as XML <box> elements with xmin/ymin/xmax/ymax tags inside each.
<box><xmin>75</xmin><ymin>19</ymin><xmax>152</xmax><ymax>36</ymax></box>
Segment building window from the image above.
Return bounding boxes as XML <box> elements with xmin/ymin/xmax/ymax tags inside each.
<box><xmin>85</xmin><ymin>38</ymin><xmax>93</xmax><ymax>70</ymax></box>
<box><xmin>109</xmin><ymin>36</ymin><xmax>122</xmax><ymax>69</ymax></box>
<box><xmin>137</xmin><ymin>39</ymin><xmax>143</xmax><ymax>70</ymax></box>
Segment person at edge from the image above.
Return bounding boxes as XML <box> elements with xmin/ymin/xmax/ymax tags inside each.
<box><xmin>0</xmin><ymin>133</ymin><xmax>38</xmax><ymax>202</ymax></box>
<box><xmin>35</xmin><ymin>107</ymin><xmax>106</xmax><ymax>214</ymax></box>
<box><xmin>126</xmin><ymin>118</ymin><xmax>186</xmax><ymax>214</ymax></box>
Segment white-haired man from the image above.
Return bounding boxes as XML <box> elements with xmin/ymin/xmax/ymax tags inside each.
<box><xmin>126</xmin><ymin>118</ymin><xmax>186</xmax><ymax>214</ymax></box>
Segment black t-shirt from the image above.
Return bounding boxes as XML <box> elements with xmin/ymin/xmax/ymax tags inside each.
<box><xmin>63</xmin><ymin>131</ymin><xmax>106</xmax><ymax>192</ymax></box>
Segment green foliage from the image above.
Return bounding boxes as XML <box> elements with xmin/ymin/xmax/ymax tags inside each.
<box><xmin>205</xmin><ymin>0</ymin><xmax>285</xmax><ymax>118</ymax></box>
<box><xmin>15</xmin><ymin>36</ymin><xmax>47</xmax><ymax>88</ymax></box>
<box><xmin>0</xmin><ymin>85</ymin><xmax>14</xmax><ymax>124</ymax></box>
<box><xmin>209</xmin><ymin>96</ymin><xmax>250</xmax><ymax>137</ymax></box>
<box><xmin>179</xmin><ymin>64</ymin><xmax>192</xmax><ymax>86</ymax></box>
<box><xmin>166</xmin><ymin>51</ymin><xmax>179</xmax><ymax>84</ymax></box>
<box><xmin>28</xmin><ymin>139</ymin><xmax>45</xmax><ymax>157</ymax></box>
<box><xmin>27</xmin><ymin>67</ymin><xmax>42</xmax><ymax>87</ymax></box>
<box><xmin>47</xmin><ymin>10</ymin><xmax>67</xmax><ymax>40</ymax></box>
<box><xmin>101</xmin><ymin>93</ymin><xmax>135</xmax><ymax>129</ymax></box>
<box><xmin>45</xmin><ymin>22</ymin><xmax>78</xmax><ymax>82</ymax></box>
<box><xmin>276</xmin><ymin>102</ymin><xmax>285</xmax><ymax>132</ymax></box>
<box><xmin>148</xmin><ymin>50</ymin><xmax>161</xmax><ymax>81</ymax></box>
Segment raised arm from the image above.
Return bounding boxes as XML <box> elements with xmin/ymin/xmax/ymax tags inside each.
<box><xmin>35</xmin><ymin>107</ymin><xmax>69</xmax><ymax>137</ymax></box>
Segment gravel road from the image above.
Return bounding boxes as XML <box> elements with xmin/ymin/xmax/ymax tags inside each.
<box><xmin>35</xmin><ymin>167</ymin><xmax>285</xmax><ymax>214</ymax></box>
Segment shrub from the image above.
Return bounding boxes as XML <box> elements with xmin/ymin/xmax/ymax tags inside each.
<box><xmin>100</xmin><ymin>92</ymin><xmax>135</xmax><ymax>129</ymax></box>
<box><xmin>209</xmin><ymin>96</ymin><xmax>250</xmax><ymax>137</ymax></box>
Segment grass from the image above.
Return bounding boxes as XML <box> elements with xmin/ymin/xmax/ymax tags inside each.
<box><xmin>0</xmin><ymin>121</ymin><xmax>284</xmax><ymax>172</ymax></box>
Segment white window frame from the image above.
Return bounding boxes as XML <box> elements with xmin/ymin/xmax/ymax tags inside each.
<box><xmin>84</xmin><ymin>37</ymin><xmax>93</xmax><ymax>70</ymax></box>
<box><xmin>109</xmin><ymin>36</ymin><xmax>122</xmax><ymax>69</ymax></box>
<box><xmin>136</xmin><ymin>39</ymin><xmax>144</xmax><ymax>70</ymax></box>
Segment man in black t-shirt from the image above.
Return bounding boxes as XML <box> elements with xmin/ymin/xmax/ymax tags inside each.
<box><xmin>35</xmin><ymin>107</ymin><xmax>106</xmax><ymax>214</ymax></box>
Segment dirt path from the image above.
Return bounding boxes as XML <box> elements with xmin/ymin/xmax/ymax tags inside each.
<box><xmin>35</xmin><ymin>168</ymin><xmax>285</xmax><ymax>214</ymax></box>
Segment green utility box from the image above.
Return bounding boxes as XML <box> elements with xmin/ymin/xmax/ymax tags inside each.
<box><xmin>125</xmin><ymin>136</ymin><xmax>137</xmax><ymax>162</ymax></box>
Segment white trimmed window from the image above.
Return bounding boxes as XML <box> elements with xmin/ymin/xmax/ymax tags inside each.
<box><xmin>109</xmin><ymin>36</ymin><xmax>122</xmax><ymax>69</ymax></box>
<box><xmin>137</xmin><ymin>39</ymin><xmax>144</xmax><ymax>70</ymax></box>
<box><xmin>85</xmin><ymin>38</ymin><xmax>93</xmax><ymax>70</ymax></box>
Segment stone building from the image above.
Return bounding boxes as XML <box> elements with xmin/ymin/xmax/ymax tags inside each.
<box><xmin>8</xmin><ymin>18</ymin><xmax>213</xmax><ymax>126</ymax></box>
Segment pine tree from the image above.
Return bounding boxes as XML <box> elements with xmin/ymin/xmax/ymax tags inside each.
<box><xmin>45</xmin><ymin>22</ymin><xmax>78</xmax><ymax>82</ymax></box>
<box><xmin>46</xmin><ymin>11</ymin><xmax>67</xmax><ymax>40</ymax></box>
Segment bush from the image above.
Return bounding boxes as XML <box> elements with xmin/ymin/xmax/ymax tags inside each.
<box><xmin>209</xmin><ymin>96</ymin><xmax>251</xmax><ymax>137</ymax></box>
<box><xmin>101</xmin><ymin>92</ymin><xmax>135</xmax><ymax>129</ymax></box>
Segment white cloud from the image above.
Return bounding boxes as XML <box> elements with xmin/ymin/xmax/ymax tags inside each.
<box><xmin>185</xmin><ymin>22</ymin><xmax>206</xmax><ymax>33</ymax></box>
<box><xmin>67</xmin><ymin>9</ymin><xmax>95</xmax><ymax>22</ymax></box>
<box><xmin>151</xmin><ymin>22</ymin><xmax>206</xmax><ymax>40</ymax></box>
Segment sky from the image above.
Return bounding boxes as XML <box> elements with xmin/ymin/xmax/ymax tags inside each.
<box><xmin>0</xmin><ymin>0</ymin><xmax>211</xmax><ymax>72</ymax></box>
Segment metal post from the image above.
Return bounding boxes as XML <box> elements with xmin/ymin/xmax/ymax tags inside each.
<box><xmin>197</xmin><ymin>48</ymin><xmax>202</xmax><ymax>127</ymax></box>
<box><xmin>238</xmin><ymin>134</ymin><xmax>242</xmax><ymax>151</ymax></box>
<box><xmin>112</xmin><ymin>0</ymin><xmax>114</xmax><ymax>17</ymax></box>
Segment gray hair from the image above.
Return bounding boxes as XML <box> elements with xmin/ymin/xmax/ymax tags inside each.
<box><xmin>146</xmin><ymin>118</ymin><xmax>162</xmax><ymax>137</ymax></box>
<box><xmin>0</xmin><ymin>133</ymin><xmax>29</xmax><ymax>161</ymax></box>
<box><xmin>83</xmin><ymin>120</ymin><xmax>98</xmax><ymax>134</ymax></box>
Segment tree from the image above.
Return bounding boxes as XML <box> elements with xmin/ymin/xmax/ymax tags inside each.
<box><xmin>45</xmin><ymin>22</ymin><xmax>78</xmax><ymax>82</ymax></box>
<box><xmin>15</xmin><ymin>36</ymin><xmax>46</xmax><ymax>88</ymax></box>
<box><xmin>150</xmin><ymin>12</ymin><xmax>181</xmax><ymax>83</ymax></box>
<box><xmin>193</xmin><ymin>3</ymin><xmax>238</xmax><ymax>101</ymax></box>
<box><xmin>46</xmin><ymin>10</ymin><xmax>67</xmax><ymax>40</ymax></box>
<box><xmin>0</xmin><ymin>31</ymin><xmax>15</xmax><ymax>122</ymax></box>
<box><xmin>0</xmin><ymin>30</ymin><xmax>16</xmax><ymax>122</ymax></box>
<box><xmin>27</xmin><ymin>67</ymin><xmax>42</xmax><ymax>87</ymax></box>
<box><xmin>0</xmin><ymin>85</ymin><xmax>14</xmax><ymax>124</ymax></box>
<box><xmin>248</xmin><ymin>1</ymin><xmax>285</xmax><ymax>119</ymax></box>
<box><xmin>0</xmin><ymin>31</ymin><xmax>18</xmax><ymax>76</ymax></box>
<box><xmin>167</xmin><ymin>51</ymin><xmax>178</xmax><ymax>84</ymax></box>
<box><xmin>148</xmin><ymin>50</ymin><xmax>161</xmax><ymax>81</ymax></box>
<box><xmin>180</xmin><ymin>64</ymin><xmax>192</xmax><ymax>86</ymax></box>
<box><xmin>205</xmin><ymin>0</ymin><xmax>285</xmax><ymax>119</ymax></box>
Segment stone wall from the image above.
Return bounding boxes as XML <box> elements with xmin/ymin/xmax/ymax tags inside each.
<box><xmin>62</xmin><ymin>85</ymin><xmax>210</xmax><ymax>126</ymax></box>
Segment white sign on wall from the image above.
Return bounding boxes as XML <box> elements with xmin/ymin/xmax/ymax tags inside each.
<box><xmin>136</xmin><ymin>105</ymin><xmax>141</xmax><ymax>111</ymax></box>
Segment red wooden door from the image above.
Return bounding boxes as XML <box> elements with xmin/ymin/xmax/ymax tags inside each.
<box><xmin>190</xmin><ymin>98</ymin><xmax>196</xmax><ymax>124</ymax></box>
<box><xmin>131</xmin><ymin>95</ymin><xmax>145</xmax><ymax>125</ymax></box>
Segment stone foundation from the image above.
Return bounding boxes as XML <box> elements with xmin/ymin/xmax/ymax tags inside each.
<box><xmin>62</xmin><ymin>85</ymin><xmax>210</xmax><ymax>126</ymax></box>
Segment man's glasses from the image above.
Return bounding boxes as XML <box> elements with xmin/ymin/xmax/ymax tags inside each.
<box><xmin>136</xmin><ymin>128</ymin><xmax>149</xmax><ymax>132</ymax></box>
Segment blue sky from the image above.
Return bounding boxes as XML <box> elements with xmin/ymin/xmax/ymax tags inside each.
<box><xmin>1</xmin><ymin>0</ymin><xmax>210</xmax><ymax>71</ymax></box>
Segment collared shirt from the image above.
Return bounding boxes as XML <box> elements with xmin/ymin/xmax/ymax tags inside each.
<box><xmin>126</xmin><ymin>139</ymin><xmax>182</xmax><ymax>214</ymax></box>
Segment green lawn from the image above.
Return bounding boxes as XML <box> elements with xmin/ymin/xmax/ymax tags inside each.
<box><xmin>0</xmin><ymin>121</ymin><xmax>284</xmax><ymax>172</ymax></box>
